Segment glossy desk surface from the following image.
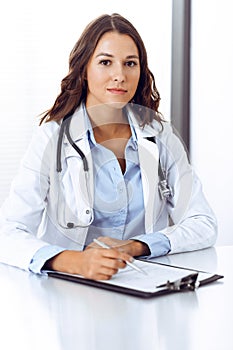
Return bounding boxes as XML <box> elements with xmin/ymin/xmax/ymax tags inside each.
<box><xmin>0</xmin><ymin>246</ymin><xmax>232</xmax><ymax>350</ymax></box>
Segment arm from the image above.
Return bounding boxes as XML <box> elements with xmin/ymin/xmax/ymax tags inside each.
<box><xmin>0</xmin><ymin>124</ymin><xmax>60</xmax><ymax>270</ymax></box>
<box><xmin>156</xmin><ymin>123</ymin><xmax>217</xmax><ymax>253</ymax></box>
<box><xmin>43</xmin><ymin>248</ymin><xmax>132</xmax><ymax>280</ymax></box>
<box><xmin>86</xmin><ymin>234</ymin><xmax>170</xmax><ymax>258</ymax></box>
<box><xmin>86</xmin><ymin>236</ymin><xmax>150</xmax><ymax>256</ymax></box>
<box><xmin>0</xmin><ymin>124</ymin><xmax>133</xmax><ymax>279</ymax></box>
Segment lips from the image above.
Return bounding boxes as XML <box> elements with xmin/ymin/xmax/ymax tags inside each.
<box><xmin>107</xmin><ymin>88</ymin><xmax>127</xmax><ymax>94</ymax></box>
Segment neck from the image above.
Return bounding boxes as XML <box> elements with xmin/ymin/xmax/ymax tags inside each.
<box><xmin>86</xmin><ymin>104</ymin><xmax>131</xmax><ymax>142</ymax></box>
<box><xmin>85</xmin><ymin>103</ymin><xmax>127</xmax><ymax>128</ymax></box>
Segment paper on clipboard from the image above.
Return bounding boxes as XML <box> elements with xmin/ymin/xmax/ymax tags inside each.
<box><xmin>100</xmin><ymin>260</ymin><xmax>203</xmax><ymax>293</ymax></box>
<box><xmin>45</xmin><ymin>259</ymin><xmax>223</xmax><ymax>297</ymax></box>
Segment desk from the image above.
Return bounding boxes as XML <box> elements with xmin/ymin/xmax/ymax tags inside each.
<box><xmin>0</xmin><ymin>246</ymin><xmax>232</xmax><ymax>350</ymax></box>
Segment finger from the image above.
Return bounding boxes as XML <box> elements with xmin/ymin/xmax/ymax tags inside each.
<box><xmin>101</xmin><ymin>248</ymin><xmax>132</xmax><ymax>265</ymax></box>
<box><xmin>92</xmin><ymin>272</ymin><xmax>116</xmax><ymax>281</ymax></box>
<box><xmin>91</xmin><ymin>250</ymin><xmax>126</xmax><ymax>270</ymax></box>
<box><xmin>103</xmin><ymin>256</ymin><xmax>127</xmax><ymax>270</ymax></box>
<box><xmin>84</xmin><ymin>264</ymin><xmax>119</xmax><ymax>280</ymax></box>
<box><xmin>85</xmin><ymin>248</ymin><xmax>127</xmax><ymax>270</ymax></box>
<box><xmin>97</xmin><ymin>266</ymin><xmax>119</xmax><ymax>279</ymax></box>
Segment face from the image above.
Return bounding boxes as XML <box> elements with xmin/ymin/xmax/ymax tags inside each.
<box><xmin>85</xmin><ymin>31</ymin><xmax>140</xmax><ymax>109</ymax></box>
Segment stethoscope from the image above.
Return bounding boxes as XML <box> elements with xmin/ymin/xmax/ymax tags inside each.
<box><xmin>145</xmin><ymin>136</ymin><xmax>173</xmax><ymax>201</ymax></box>
<box><xmin>56</xmin><ymin>114</ymin><xmax>94</xmax><ymax>229</ymax></box>
<box><xmin>56</xmin><ymin>114</ymin><xmax>173</xmax><ymax>229</ymax></box>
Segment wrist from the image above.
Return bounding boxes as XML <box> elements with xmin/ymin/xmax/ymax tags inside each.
<box><xmin>129</xmin><ymin>240</ymin><xmax>150</xmax><ymax>257</ymax></box>
<box><xmin>43</xmin><ymin>250</ymin><xmax>82</xmax><ymax>274</ymax></box>
<box><xmin>43</xmin><ymin>251</ymin><xmax>66</xmax><ymax>271</ymax></box>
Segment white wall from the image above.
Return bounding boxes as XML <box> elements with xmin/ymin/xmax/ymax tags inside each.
<box><xmin>0</xmin><ymin>0</ymin><xmax>172</xmax><ymax>204</ymax></box>
<box><xmin>190</xmin><ymin>0</ymin><xmax>233</xmax><ymax>245</ymax></box>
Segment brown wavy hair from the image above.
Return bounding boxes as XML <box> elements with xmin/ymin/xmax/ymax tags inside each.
<box><xmin>40</xmin><ymin>13</ymin><xmax>162</xmax><ymax>126</ymax></box>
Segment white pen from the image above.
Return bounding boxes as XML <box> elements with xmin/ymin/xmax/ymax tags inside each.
<box><xmin>93</xmin><ymin>238</ymin><xmax>147</xmax><ymax>275</ymax></box>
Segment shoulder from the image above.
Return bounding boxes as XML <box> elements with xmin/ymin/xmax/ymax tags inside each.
<box><xmin>144</xmin><ymin>120</ymin><xmax>190</xmax><ymax>168</ymax></box>
<box><xmin>21</xmin><ymin>121</ymin><xmax>60</xmax><ymax>170</ymax></box>
<box><xmin>127</xmin><ymin>105</ymin><xmax>188</xmax><ymax>156</ymax></box>
<box><xmin>27</xmin><ymin>121</ymin><xmax>60</xmax><ymax>153</ymax></box>
<box><xmin>140</xmin><ymin>119</ymin><xmax>176</xmax><ymax>144</ymax></box>
<box><xmin>34</xmin><ymin>120</ymin><xmax>60</xmax><ymax>140</ymax></box>
<box><xmin>155</xmin><ymin>121</ymin><xmax>187</xmax><ymax>154</ymax></box>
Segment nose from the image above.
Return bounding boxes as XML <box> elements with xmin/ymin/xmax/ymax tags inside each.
<box><xmin>112</xmin><ymin>64</ymin><xmax>125</xmax><ymax>83</ymax></box>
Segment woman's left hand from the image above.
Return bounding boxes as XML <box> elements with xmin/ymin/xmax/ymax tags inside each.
<box><xmin>86</xmin><ymin>236</ymin><xmax>150</xmax><ymax>257</ymax></box>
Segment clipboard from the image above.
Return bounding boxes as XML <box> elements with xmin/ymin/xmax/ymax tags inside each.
<box><xmin>44</xmin><ymin>259</ymin><xmax>223</xmax><ymax>299</ymax></box>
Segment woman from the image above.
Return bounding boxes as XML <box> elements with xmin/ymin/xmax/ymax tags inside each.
<box><xmin>0</xmin><ymin>13</ymin><xmax>217</xmax><ymax>280</ymax></box>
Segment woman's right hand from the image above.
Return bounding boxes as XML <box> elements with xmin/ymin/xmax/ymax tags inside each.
<box><xmin>44</xmin><ymin>248</ymin><xmax>132</xmax><ymax>280</ymax></box>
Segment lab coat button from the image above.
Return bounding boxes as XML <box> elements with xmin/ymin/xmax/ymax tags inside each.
<box><xmin>86</xmin><ymin>209</ymin><xmax>90</xmax><ymax>214</ymax></box>
<box><xmin>67</xmin><ymin>222</ymin><xmax>74</xmax><ymax>228</ymax></box>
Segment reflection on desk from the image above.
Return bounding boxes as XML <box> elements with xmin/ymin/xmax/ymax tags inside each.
<box><xmin>0</xmin><ymin>246</ymin><xmax>232</xmax><ymax>350</ymax></box>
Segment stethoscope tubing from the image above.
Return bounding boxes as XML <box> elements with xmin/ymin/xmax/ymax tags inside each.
<box><xmin>57</xmin><ymin>115</ymin><xmax>88</xmax><ymax>173</ymax></box>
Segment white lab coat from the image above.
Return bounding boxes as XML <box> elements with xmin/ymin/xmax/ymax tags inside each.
<box><xmin>0</xmin><ymin>105</ymin><xmax>217</xmax><ymax>271</ymax></box>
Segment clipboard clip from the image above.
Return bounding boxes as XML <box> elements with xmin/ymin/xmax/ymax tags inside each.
<box><xmin>156</xmin><ymin>273</ymin><xmax>199</xmax><ymax>291</ymax></box>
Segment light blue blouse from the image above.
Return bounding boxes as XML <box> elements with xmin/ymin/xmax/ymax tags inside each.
<box><xmin>29</xmin><ymin>115</ymin><xmax>170</xmax><ymax>274</ymax></box>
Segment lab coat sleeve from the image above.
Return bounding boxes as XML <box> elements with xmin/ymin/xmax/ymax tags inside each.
<box><xmin>29</xmin><ymin>245</ymin><xmax>66</xmax><ymax>274</ymax></box>
<box><xmin>0</xmin><ymin>123</ymin><xmax>59</xmax><ymax>271</ymax></box>
<box><xmin>157</xmin><ymin>123</ymin><xmax>218</xmax><ymax>254</ymax></box>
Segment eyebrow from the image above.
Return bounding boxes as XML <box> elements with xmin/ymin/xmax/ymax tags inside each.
<box><xmin>95</xmin><ymin>52</ymin><xmax>139</xmax><ymax>60</ymax></box>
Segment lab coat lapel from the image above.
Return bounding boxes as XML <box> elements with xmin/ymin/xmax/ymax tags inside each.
<box><xmin>63</xmin><ymin>105</ymin><xmax>94</xmax><ymax>210</ymax></box>
<box><xmin>137</xmin><ymin>138</ymin><xmax>159</xmax><ymax>233</ymax></box>
<box><xmin>60</xmin><ymin>107</ymin><xmax>94</xmax><ymax>236</ymax></box>
<box><xmin>127</xmin><ymin>106</ymin><xmax>160</xmax><ymax>233</ymax></box>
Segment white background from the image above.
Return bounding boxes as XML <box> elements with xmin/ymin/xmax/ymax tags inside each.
<box><xmin>190</xmin><ymin>0</ymin><xmax>233</xmax><ymax>245</ymax></box>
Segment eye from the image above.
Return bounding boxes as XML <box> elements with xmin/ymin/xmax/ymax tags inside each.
<box><xmin>125</xmin><ymin>60</ymin><xmax>138</xmax><ymax>67</ymax></box>
<box><xmin>99</xmin><ymin>59</ymin><xmax>111</xmax><ymax>66</ymax></box>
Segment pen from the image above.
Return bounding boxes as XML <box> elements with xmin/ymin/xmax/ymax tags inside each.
<box><xmin>93</xmin><ymin>238</ymin><xmax>147</xmax><ymax>275</ymax></box>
